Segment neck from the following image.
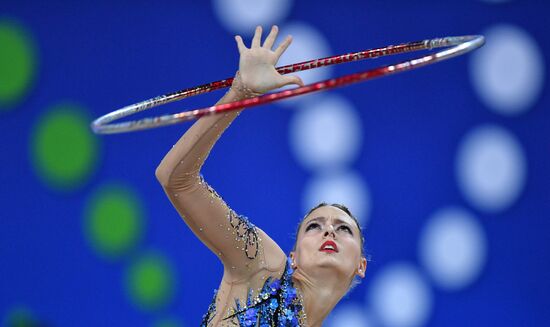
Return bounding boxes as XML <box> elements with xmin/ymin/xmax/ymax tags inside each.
<box><xmin>292</xmin><ymin>267</ymin><xmax>350</xmax><ymax>327</ymax></box>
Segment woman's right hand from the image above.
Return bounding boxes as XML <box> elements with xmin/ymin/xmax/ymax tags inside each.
<box><xmin>233</xmin><ymin>25</ymin><xmax>304</xmax><ymax>95</ymax></box>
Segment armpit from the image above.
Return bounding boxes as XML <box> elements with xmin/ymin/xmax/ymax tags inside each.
<box><xmin>227</xmin><ymin>209</ymin><xmax>259</xmax><ymax>260</ymax></box>
<box><xmin>198</xmin><ymin>174</ymin><xmax>260</xmax><ymax>261</ymax></box>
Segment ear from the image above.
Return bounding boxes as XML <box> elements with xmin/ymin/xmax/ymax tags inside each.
<box><xmin>289</xmin><ymin>251</ymin><xmax>296</xmax><ymax>268</ymax></box>
<box><xmin>357</xmin><ymin>256</ymin><xmax>368</xmax><ymax>278</ymax></box>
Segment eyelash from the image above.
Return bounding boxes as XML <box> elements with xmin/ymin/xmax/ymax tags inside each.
<box><xmin>338</xmin><ymin>225</ymin><xmax>353</xmax><ymax>234</ymax></box>
<box><xmin>305</xmin><ymin>223</ymin><xmax>353</xmax><ymax>235</ymax></box>
<box><xmin>305</xmin><ymin>223</ymin><xmax>320</xmax><ymax>231</ymax></box>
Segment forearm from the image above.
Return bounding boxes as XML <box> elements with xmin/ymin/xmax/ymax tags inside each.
<box><xmin>155</xmin><ymin>86</ymin><xmax>246</xmax><ymax>187</ymax></box>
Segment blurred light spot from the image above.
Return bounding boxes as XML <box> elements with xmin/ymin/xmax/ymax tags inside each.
<box><xmin>303</xmin><ymin>171</ymin><xmax>370</xmax><ymax>225</ymax></box>
<box><xmin>153</xmin><ymin>317</ymin><xmax>184</xmax><ymax>327</ymax></box>
<box><xmin>276</xmin><ymin>22</ymin><xmax>333</xmax><ymax>105</ymax></box>
<box><xmin>212</xmin><ymin>0</ymin><xmax>293</xmax><ymax>35</ymax></box>
<box><xmin>31</xmin><ymin>103</ymin><xmax>99</xmax><ymax>191</ymax></box>
<box><xmin>125</xmin><ymin>251</ymin><xmax>176</xmax><ymax>312</ymax></box>
<box><xmin>0</xmin><ymin>18</ymin><xmax>37</xmax><ymax>109</ymax></box>
<box><xmin>419</xmin><ymin>207</ymin><xmax>487</xmax><ymax>290</ymax></box>
<box><xmin>470</xmin><ymin>24</ymin><xmax>544</xmax><ymax>115</ymax></box>
<box><xmin>326</xmin><ymin>303</ymin><xmax>376</xmax><ymax>327</ymax></box>
<box><xmin>289</xmin><ymin>94</ymin><xmax>362</xmax><ymax>171</ymax></box>
<box><xmin>369</xmin><ymin>263</ymin><xmax>432</xmax><ymax>327</ymax></box>
<box><xmin>3</xmin><ymin>306</ymin><xmax>37</xmax><ymax>327</ymax></box>
<box><xmin>84</xmin><ymin>183</ymin><xmax>144</xmax><ymax>260</ymax></box>
<box><xmin>456</xmin><ymin>125</ymin><xmax>526</xmax><ymax>212</ymax></box>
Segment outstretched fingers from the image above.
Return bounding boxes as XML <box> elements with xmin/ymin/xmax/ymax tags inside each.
<box><xmin>235</xmin><ymin>35</ymin><xmax>247</xmax><ymax>54</ymax></box>
<box><xmin>279</xmin><ymin>74</ymin><xmax>305</xmax><ymax>88</ymax></box>
<box><xmin>274</xmin><ymin>35</ymin><xmax>293</xmax><ymax>60</ymax></box>
<box><xmin>251</xmin><ymin>25</ymin><xmax>262</xmax><ymax>48</ymax></box>
<box><xmin>262</xmin><ymin>25</ymin><xmax>279</xmax><ymax>50</ymax></box>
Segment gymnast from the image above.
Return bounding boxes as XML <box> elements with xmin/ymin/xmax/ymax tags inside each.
<box><xmin>155</xmin><ymin>25</ymin><xmax>368</xmax><ymax>327</ymax></box>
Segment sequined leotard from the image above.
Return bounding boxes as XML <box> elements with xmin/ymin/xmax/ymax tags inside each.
<box><xmin>201</xmin><ymin>258</ymin><xmax>305</xmax><ymax>326</ymax></box>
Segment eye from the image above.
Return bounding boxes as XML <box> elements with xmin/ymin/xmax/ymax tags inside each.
<box><xmin>305</xmin><ymin>223</ymin><xmax>320</xmax><ymax>231</ymax></box>
<box><xmin>337</xmin><ymin>225</ymin><xmax>353</xmax><ymax>234</ymax></box>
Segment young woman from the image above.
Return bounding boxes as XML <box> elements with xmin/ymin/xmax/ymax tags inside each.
<box><xmin>155</xmin><ymin>25</ymin><xmax>367</xmax><ymax>327</ymax></box>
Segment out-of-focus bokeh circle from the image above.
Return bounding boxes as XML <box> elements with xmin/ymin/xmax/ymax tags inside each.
<box><xmin>302</xmin><ymin>171</ymin><xmax>371</xmax><ymax>225</ymax></box>
<box><xmin>3</xmin><ymin>306</ymin><xmax>37</xmax><ymax>327</ymax></box>
<box><xmin>419</xmin><ymin>207</ymin><xmax>487</xmax><ymax>290</ymax></box>
<box><xmin>84</xmin><ymin>184</ymin><xmax>144</xmax><ymax>260</ymax></box>
<box><xmin>30</xmin><ymin>103</ymin><xmax>99</xmax><ymax>191</ymax></box>
<box><xmin>470</xmin><ymin>24</ymin><xmax>545</xmax><ymax>115</ymax></box>
<box><xmin>212</xmin><ymin>0</ymin><xmax>293</xmax><ymax>35</ymax></box>
<box><xmin>456</xmin><ymin>125</ymin><xmax>526</xmax><ymax>213</ymax></box>
<box><xmin>153</xmin><ymin>317</ymin><xmax>185</xmax><ymax>327</ymax></box>
<box><xmin>289</xmin><ymin>94</ymin><xmax>362</xmax><ymax>171</ymax></box>
<box><xmin>0</xmin><ymin>18</ymin><xmax>37</xmax><ymax>109</ymax></box>
<box><xmin>369</xmin><ymin>263</ymin><xmax>432</xmax><ymax>327</ymax></box>
<box><xmin>125</xmin><ymin>252</ymin><xmax>176</xmax><ymax>311</ymax></box>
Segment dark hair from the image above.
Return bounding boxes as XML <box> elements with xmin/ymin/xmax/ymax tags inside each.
<box><xmin>292</xmin><ymin>202</ymin><xmax>366</xmax><ymax>257</ymax></box>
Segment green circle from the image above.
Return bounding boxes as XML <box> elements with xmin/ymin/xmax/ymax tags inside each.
<box><xmin>125</xmin><ymin>252</ymin><xmax>176</xmax><ymax>311</ymax></box>
<box><xmin>84</xmin><ymin>184</ymin><xmax>144</xmax><ymax>259</ymax></box>
<box><xmin>31</xmin><ymin>103</ymin><xmax>99</xmax><ymax>191</ymax></box>
<box><xmin>3</xmin><ymin>306</ymin><xmax>37</xmax><ymax>327</ymax></box>
<box><xmin>153</xmin><ymin>317</ymin><xmax>184</xmax><ymax>327</ymax></box>
<box><xmin>0</xmin><ymin>19</ymin><xmax>37</xmax><ymax>109</ymax></box>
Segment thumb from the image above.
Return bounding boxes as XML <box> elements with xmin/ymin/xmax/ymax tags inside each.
<box><xmin>279</xmin><ymin>75</ymin><xmax>304</xmax><ymax>88</ymax></box>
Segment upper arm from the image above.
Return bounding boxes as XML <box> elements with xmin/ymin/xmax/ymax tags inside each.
<box><xmin>159</xmin><ymin>173</ymin><xmax>286</xmax><ymax>279</ymax></box>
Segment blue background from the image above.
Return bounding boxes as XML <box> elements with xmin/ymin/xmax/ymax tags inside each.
<box><xmin>1</xmin><ymin>1</ymin><xmax>549</xmax><ymax>326</ymax></box>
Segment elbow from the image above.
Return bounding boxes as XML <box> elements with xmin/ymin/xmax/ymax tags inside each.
<box><xmin>155</xmin><ymin>164</ymin><xmax>171</xmax><ymax>187</ymax></box>
<box><xmin>155</xmin><ymin>163</ymin><xmax>197</xmax><ymax>190</ymax></box>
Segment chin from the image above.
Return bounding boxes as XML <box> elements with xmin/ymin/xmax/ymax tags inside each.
<box><xmin>315</xmin><ymin>255</ymin><xmax>343</xmax><ymax>269</ymax></box>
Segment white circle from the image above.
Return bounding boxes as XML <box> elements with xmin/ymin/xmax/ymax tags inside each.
<box><xmin>419</xmin><ymin>207</ymin><xmax>487</xmax><ymax>290</ymax></box>
<box><xmin>212</xmin><ymin>0</ymin><xmax>293</xmax><ymax>35</ymax></box>
<box><xmin>470</xmin><ymin>24</ymin><xmax>545</xmax><ymax>115</ymax></box>
<box><xmin>326</xmin><ymin>303</ymin><xmax>376</xmax><ymax>327</ymax></box>
<box><xmin>456</xmin><ymin>125</ymin><xmax>527</xmax><ymax>212</ymax></box>
<box><xmin>275</xmin><ymin>22</ymin><xmax>333</xmax><ymax>106</ymax></box>
<box><xmin>302</xmin><ymin>171</ymin><xmax>370</xmax><ymax>226</ymax></box>
<box><xmin>289</xmin><ymin>94</ymin><xmax>362</xmax><ymax>171</ymax></box>
<box><xmin>369</xmin><ymin>263</ymin><xmax>432</xmax><ymax>327</ymax></box>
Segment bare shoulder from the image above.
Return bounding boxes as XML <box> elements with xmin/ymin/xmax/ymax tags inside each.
<box><xmin>258</xmin><ymin>228</ymin><xmax>287</xmax><ymax>272</ymax></box>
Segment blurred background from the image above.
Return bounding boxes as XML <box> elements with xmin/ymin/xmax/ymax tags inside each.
<box><xmin>1</xmin><ymin>1</ymin><xmax>549</xmax><ymax>326</ymax></box>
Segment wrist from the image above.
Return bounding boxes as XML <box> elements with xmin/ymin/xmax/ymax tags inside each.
<box><xmin>230</xmin><ymin>71</ymin><xmax>263</xmax><ymax>99</ymax></box>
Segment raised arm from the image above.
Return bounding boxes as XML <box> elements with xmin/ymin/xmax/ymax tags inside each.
<box><xmin>155</xmin><ymin>26</ymin><xmax>303</xmax><ymax>279</ymax></box>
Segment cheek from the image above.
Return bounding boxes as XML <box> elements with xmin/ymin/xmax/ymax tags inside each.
<box><xmin>296</xmin><ymin>233</ymin><xmax>319</xmax><ymax>255</ymax></box>
<box><xmin>341</xmin><ymin>236</ymin><xmax>362</xmax><ymax>257</ymax></box>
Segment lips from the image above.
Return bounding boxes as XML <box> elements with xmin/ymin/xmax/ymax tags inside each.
<box><xmin>319</xmin><ymin>240</ymin><xmax>339</xmax><ymax>253</ymax></box>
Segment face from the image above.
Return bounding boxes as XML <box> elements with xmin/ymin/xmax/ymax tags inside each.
<box><xmin>291</xmin><ymin>206</ymin><xmax>367</xmax><ymax>282</ymax></box>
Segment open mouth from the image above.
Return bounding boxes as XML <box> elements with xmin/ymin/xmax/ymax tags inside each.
<box><xmin>319</xmin><ymin>240</ymin><xmax>339</xmax><ymax>253</ymax></box>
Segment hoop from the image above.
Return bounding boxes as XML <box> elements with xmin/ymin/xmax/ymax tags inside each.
<box><xmin>91</xmin><ymin>35</ymin><xmax>484</xmax><ymax>134</ymax></box>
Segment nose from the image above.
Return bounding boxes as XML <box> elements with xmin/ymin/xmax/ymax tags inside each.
<box><xmin>324</xmin><ymin>224</ymin><xmax>336</xmax><ymax>237</ymax></box>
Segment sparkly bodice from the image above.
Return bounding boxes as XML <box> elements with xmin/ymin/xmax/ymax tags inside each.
<box><xmin>200</xmin><ymin>259</ymin><xmax>305</xmax><ymax>326</ymax></box>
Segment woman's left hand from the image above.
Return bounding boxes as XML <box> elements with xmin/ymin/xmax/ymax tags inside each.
<box><xmin>234</xmin><ymin>25</ymin><xmax>304</xmax><ymax>94</ymax></box>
